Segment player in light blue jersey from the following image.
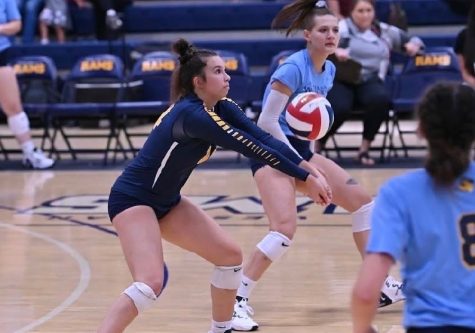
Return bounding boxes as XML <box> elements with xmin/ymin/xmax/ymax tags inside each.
<box><xmin>232</xmin><ymin>1</ymin><xmax>403</xmax><ymax>331</ymax></box>
<box><xmin>352</xmin><ymin>82</ymin><xmax>475</xmax><ymax>333</ymax></box>
<box><xmin>98</xmin><ymin>39</ymin><xmax>332</xmax><ymax>333</ymax></box>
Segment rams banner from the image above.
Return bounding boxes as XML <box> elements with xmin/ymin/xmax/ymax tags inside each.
<box><xmin>80</xmin><ymin>59</ymin><xmax>115</xmax><ymax>72</ymax></box>
<box><xmin>141</xmin><ymin>59</ymin><xmax>176</xmax><ymax>72</ymax></box>
<box><xmin>13</xmin><ymin>62</ymin><xmax>46</xmax><ymax>75</ymax></box>
<box><xmin>414</xmin><ymin>53</ymin><xmax>451</xmax><ymax>67</ymax></box>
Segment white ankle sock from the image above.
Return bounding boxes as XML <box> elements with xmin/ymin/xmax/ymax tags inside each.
<box><xmin>237</xmin><ymin>275</ymin><xmax>257</xmax><ymax>299</ymax></box>
<box><xmin>21</xmin><ymin>141</ymin><xmax>35</xmax><ymax>155</ymax></box>
<box><xmin>210</xmin><ymin>319</ymin><xmax>231</xmax><ymax>333</ymax></box>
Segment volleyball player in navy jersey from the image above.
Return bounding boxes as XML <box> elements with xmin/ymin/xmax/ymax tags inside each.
<box><xmin>352</xmin><ymin>83</ymin><xmax>475</xmax><ymax>333</ymax></box>
<box><xmin>97</xmin><ymin>38</ymin><xmax>332</xmax><ymax>333</ymax></box>
<box><xmin>232</xmin><ymin>1</ymin><xmax>403</xmax><ymax>330</ymax></box>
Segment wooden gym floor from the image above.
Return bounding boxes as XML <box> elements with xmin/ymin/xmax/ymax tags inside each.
<box><xmin>0</xmin><ymin>166</ymin><xmax>409</xmax><ymax>333</ymax></box>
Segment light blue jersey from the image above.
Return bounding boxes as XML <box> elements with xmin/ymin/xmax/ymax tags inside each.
<box><xmin>368</xmin><ymin>161</ymin><xmax>475</xmax><ymax>329</ymax></box>
<box><xmin>0</xmin><ymin>0</ymin><xmax>20</xmax><ymax>52</ymax></box>
<box><xmin>262</xmin><ymin>49</ymin><xmax>336</xmax><ymax>137</ymax></box>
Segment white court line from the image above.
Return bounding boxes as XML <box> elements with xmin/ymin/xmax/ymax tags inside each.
<box><xmin>0</xmin><ymin>222</ymin><xmax>91</xmax><ymax>333</ymax></box>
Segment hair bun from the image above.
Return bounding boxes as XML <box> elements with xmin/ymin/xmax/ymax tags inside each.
<box><xmin>314</xmin><ymin>0</ymin><xmax>327</xmax><ymax>8</ymax></box>
<box><xmin>172</xmin><ymin>38</ymin><xmax>196</xmax><ymax>65</ymax></box>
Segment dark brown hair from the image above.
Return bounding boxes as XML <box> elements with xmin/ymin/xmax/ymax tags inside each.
<box><xmin>271</xmin><ymin>0</ymin><xmax>334</xmax><ymax>37</ymax></box>
<box><xmin>170</xmin><ymin>38</ymin><xmax>217</xmax><ymax>102</ymax></box>
<box><xmin>349</xmin><ymin>0</ymin><xmax>375</xmax><ymax>13</ymax></box>
<box><xmin>417</xmin><ymin>82</ymin><xmax>475</xmax><ymax>186</ymax></box>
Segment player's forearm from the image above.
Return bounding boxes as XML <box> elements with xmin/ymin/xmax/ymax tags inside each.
<box><xmin>0</xmin><ymin>20</ymin><xmax>21</xmax><ymax>36</ymax></box>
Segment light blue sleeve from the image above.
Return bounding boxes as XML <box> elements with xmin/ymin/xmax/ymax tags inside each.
<box><xmin>269</xmin><ymin>62</ymin><xmax>302</xmax><ymax>93</ymax></box>
<box><xmin>367</xmin><ymin>180</ymin><xmax>409</xmax><ymax>262</ymax></box>
<box><xmin>5</xmin><ymin>0</ymin><xmax>21</xmax><ymax>21</ymax></box>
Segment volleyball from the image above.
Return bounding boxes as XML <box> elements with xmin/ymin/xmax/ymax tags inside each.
<box><xmin>285</xmin><ymin>92</ymin><xmax>334</xmax><ymax>141</ymax></box>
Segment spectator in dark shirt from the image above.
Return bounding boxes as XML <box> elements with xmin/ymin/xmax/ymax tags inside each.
<box><xmin>75</xmin><ymin>0</ymin><xmax>132</xmax><ymax>40</ymax></box>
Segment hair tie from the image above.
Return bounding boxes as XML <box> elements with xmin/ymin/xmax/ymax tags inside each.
<box><xmin>315</xmin><ymin>0</ymin><xmax>327</xmax><ymax>8</ymax></box>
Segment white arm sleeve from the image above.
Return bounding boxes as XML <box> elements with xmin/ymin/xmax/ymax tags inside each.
<box><xmin>257</xmin><ymin>89</ymin><xmax>300</xmax><ymax>156</ymax></box>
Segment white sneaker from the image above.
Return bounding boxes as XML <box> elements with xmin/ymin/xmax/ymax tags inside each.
<box><xmin>232</xmin><ymin>298</ymin><xmax>258</xmax><ymax>331</ymax></box>
<box><xmin>106</xmin><ymin>10</ymin><xmax>123</xmax><ymax>30</ymax></box>
<box><xmin>23</xmin><ymin>148</ymin><xmax>55</xmax><ymax>169</ymax></box>
<box><xmin>379</xmin><ymin>275</ymin><xmax>405</xmax><ymax>307</ymax></box>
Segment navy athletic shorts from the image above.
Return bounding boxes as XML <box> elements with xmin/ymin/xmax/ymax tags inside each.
<box><xmin>0</xmin><ymin>48</ymin><xmax>11</xmax><ymax>67</ymax></box>
<box><xmin>108</xmin><ymin>189</ymin><xmax>180</xmax><ymax>222</ymax></box>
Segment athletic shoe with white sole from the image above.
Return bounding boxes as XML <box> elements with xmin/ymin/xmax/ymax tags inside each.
<box><xmin>379</xmin><ymin>275</ymin><xmax>405</xmax><ymax>307</ymax></box>
<box><xmin>232</xmin><ymin>298</ymin><xmax>258</xmax><ymax>331</ymax></box>
<box><xmin>23</xmin><ymin>148</ymin><xmax>54</xmax><ymax>169</ymax></box>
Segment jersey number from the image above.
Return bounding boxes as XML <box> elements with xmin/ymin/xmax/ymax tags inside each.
<box><xmin>460</xmin><ymin>213</ymin><xmax>475</xmax><ymax>266</ymax></box>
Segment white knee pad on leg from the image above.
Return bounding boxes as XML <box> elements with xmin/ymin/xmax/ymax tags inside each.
<box><xmin>210</xmin><ymin>264</ymin><xmax>242</xmax><ymax>290</ymax></box>
<box><xmin>256</xmin><ymin>231</ymin><xmax>292</xmax><ymax>262</ymax></box>
<box><xmin>351</xmin><ymin>200</ymin><xmax>374</xmax><ymax>232</ymax></box>
<box><xmin>7</xmin><ymin>112</ymin><xmax>30</xmax><ymax>136</ymax></box>
<box><xmin>123</xmin><ymin>282</ymin><xmax>157</xmax><ymax>313</ymax></box>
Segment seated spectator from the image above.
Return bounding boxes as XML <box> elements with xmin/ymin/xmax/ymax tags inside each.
<box><xmin>75</xmin><ymin>0</ymin><xmax>132</xmax><ymax>40</ymax></box>
<box><xmin>321</xmin><ymin>0</ymin><xmax>424</xmax><ymax>165</ymax></box>
<box><xmin>454</xmin><ymin>3</ymin><xmax>475</xmax><ymax>88</ymax></box>
<box><xmin>0</xmin><ymin>0</ymin><xmax>54</xmax><ymax>168</ymax></box>
<box><xmin>16</xmin><ymin>0</ymin><xmax>44</xmax><ymax>44</ymax></box>
<box><xmin>38</xmin><ymin>0</ymin><xmax>81</xmax><ymax>43</ymax></box>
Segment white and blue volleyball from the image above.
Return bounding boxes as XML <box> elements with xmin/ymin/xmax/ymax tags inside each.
<box><xmin>285</xmin><ymin>92</ymin><xmax>334</xmax><ymax>141</ymax></box>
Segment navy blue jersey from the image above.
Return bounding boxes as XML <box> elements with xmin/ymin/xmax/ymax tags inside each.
<box><xmin>112</xmin><ymin>94</ymin><xmax>309</xmax><ymax>207</ymax></box>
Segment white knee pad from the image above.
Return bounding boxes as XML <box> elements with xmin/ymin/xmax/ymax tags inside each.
<box><xmin>210</xmin><ymin>264</ymin><xmax>242</xmax><ymax>290</ymax></box>
<box><xmin>351</xmin><ymin>200</ymin><xmax>374</xmax><ymax>232</ymax></box>
<box><xmin>123</xmin><ymin>282</ymin><xmax>157</xmax><ymax>313</ymax></box>
<box><xmin>256</xmin><ymin>231</ymin><xmax>292</xmax><ymax>262</ymax></box>
<box><xmin>7</xmin><ymin>112</ymin><xmax>30</xmax><ymax>136</ymax></box>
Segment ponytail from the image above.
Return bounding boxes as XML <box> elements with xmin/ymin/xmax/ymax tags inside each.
<box><xmin>417</xmin><ymin>83</ymin><xmax>475</xmax><ymax>186</ymax></box>
<box><xmin>272</xmin><ymin>0</ymin><xmax>334</xmax><ymax>36</ymax></box>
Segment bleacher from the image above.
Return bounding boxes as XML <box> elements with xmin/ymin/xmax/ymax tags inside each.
<box><xmin>0</xmin><ymin>0</ymin><xmax>469</xmax><ymax>165</ymax></box>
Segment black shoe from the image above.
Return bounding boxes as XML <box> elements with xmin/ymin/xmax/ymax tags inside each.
<box><xmin>378</xmin><ymin>291</ymin><xmax>392</xmax><ymax>307</ymax></box>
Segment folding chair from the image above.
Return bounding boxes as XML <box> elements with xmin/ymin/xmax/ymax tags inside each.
<box><xmin>117</xmin><ymin>51</ymin><xmax>176</xmax><ymax>154</ymax></box>
<box><xmin>390</xmin><ymin>47</ymin><xmax>462</xmax><ymax>157</ymax></box>
<box><xmin>14</xmin><ymin>55</ymin><xmax>60</xmax><ymax>152</ymax></box>
<box><xmin>50</xmin><ymin>54</ymin><xmax>127</xmax><ymax>164</ymax></box>
<box><xmin>0</xmin><ymin>56</ymin><xmax>59</xmax><ymax>160</ymax></box>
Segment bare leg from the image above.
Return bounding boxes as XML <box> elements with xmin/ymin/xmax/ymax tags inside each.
<box><xmin>0</xmin><ymin>67</ymin><xmax>31</xmax><ymax>144</ymax></box>
<box><xmin>160</xmin><ymin>197</ymin><xmax>242</xmax><ymax>322</ymax></box>
<box><xmin>55</xmin><ymin>26</ymin><xmax>65</xmax><ymax>43</ymax></box>
<box><xmin>298</xmin><ymin>153</ymin><xmax>372</xmax><ymax>257</ymax></box>
<box><xmin>244</xmin><ymin>166</ymin><xmax>298</xmax><ymax>281</ymax></box>
<box><xmin>98</xmin><ymin>205</ymin><xmax>166</xmax><ymax>333</ymax></box>
<box><xmin>38</xmin><ymin>22</ymin><xmax>49</xmax><ymax>43</ymax></box>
